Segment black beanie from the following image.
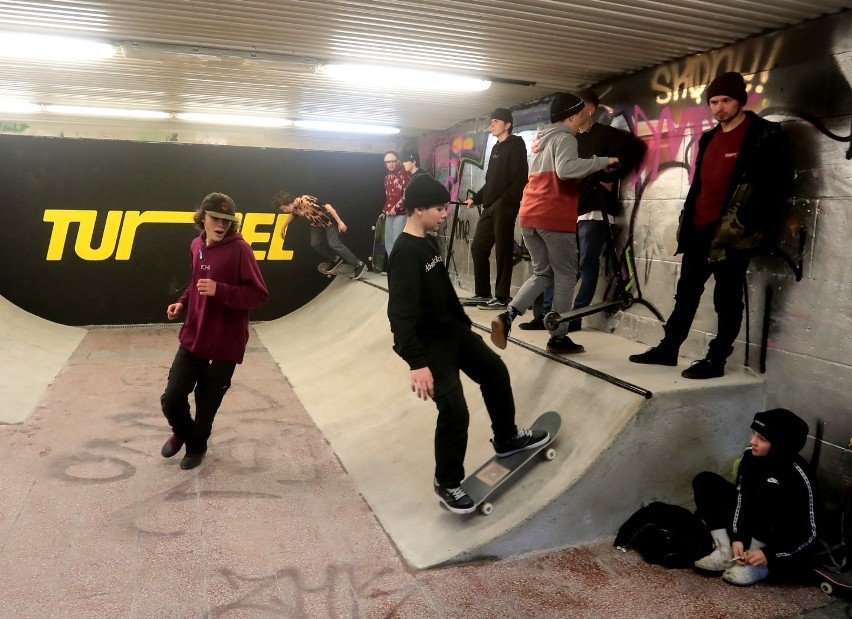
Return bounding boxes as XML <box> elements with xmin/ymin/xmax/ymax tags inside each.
<box><xmin>550</xmin><ymin>92</ymin><xmax>585</xmax><ymax>123</ymax></box>
<box><xmin>403</xmin><ymin>174</ymin><xmax>450</xmax><ymax>210</ymax></box>
<box><xmin>751</xmin><ymin>408</ymin><xmax>809</xmax><ymax>457</ymax></box>
<box><xmin>706</xmin><ymin>71</ymin><xmax>748</xmax><ymax>105</ymax></box>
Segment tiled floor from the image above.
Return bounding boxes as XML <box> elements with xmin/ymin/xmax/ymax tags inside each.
<box><xmin>0</xmin><ymin>327</ymin><xmax>839</xmax><ymax>618</ymax></box>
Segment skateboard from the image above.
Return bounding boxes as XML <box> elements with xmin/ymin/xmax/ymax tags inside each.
<box><xmin>317</xmin><ymin>261</ymin><xmax>354</xmax><ymax>278</ymax></box>
<box><xmin>370</xmin><ymin>215</ymin><xmax>387</xmax><ymax>273</ymax></box>
<box><xmin>459</xmin><ymin>411</ymin><xmax>561</xmax><ymax>516</ymax></box>
<box><xmin>459</xmin><ymin>296</ymin><xmax>490</xmax><ymax>307</ymax></box>
<box><xmin>814</xmin><ymin>566</ymin><xmax>852</xmax><ymax>596</ymax></box>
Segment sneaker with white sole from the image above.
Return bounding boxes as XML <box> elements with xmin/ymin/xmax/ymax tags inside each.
<box><xmin>434</xmin><ymin>481</ymin><xmax>475</xmax><ymax>514</ymax></box>
<box><xmin>694</xmin><ymin>543</ymin><xmax>733</xmax><ymax>572</ymax></box>
<box><xmin>491</xmin><ymin>428</ymin><xmax>549</xmax><ymax>458</ymax></box>
<box><xmin>722</xmin><ymin>564</ymin><xmax>768</xmax><ymax>586</ymax></box>
<box><xmin>352</xmin><ymin>262</ymin><xmax>367</xmax><ymax>280</ymax></box>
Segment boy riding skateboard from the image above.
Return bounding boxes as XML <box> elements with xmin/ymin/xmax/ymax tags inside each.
<box><xmin>274</xmin><ymin>191</ymin><xmax>367</xmax><ymax>279</ymax></box>
<box><xmin>386</xmin><ymin>173</ymin><xmax>548</xmax><ymax>514</ymax></box>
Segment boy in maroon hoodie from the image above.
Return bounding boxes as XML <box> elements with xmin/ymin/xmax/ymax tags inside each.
<box><xmin>160</xmin><ymin>193</ymin><xmax>269</xmax><ymax>470</ymax></box>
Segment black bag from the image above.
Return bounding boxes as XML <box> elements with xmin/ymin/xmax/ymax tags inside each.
<box><xmin>614</xmin><ymin>501</ymin><xmax>714</xmax><ymax>569</ymax></box>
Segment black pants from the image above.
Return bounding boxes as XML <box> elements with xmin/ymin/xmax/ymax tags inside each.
<box><xmin>662</xmin><ymin>233</ymin><xmax>751</xmax><ymax>363</ymax></box>
<box><xmin>470</xmin><ymin>199</ymin><xmax>518</xmax><ymax>299</ymax></box>
<box><xmin>428</xmin><ymin>324</ymin><xmax>517</xmax><ymax>487</ymax></box>
<box><xmin>693</xmin><ymin>471</ymin><xmax>739</xmax><ymax>532</ymax></box>
<box><xmin>160</xmin><ymin>347</ymin><xmax>236</xmax><ymax>453</ymax></box>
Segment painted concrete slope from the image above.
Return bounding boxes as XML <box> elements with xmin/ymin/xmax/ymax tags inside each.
<box><xmin>0</xmin><ymin>295</ymin><xmax>86</xmax><ymax>424</ymax></box>
<box><xmin>256</xmin><ymin>274</ymin><xmax>764</xmax><ymax>569</ymax></box>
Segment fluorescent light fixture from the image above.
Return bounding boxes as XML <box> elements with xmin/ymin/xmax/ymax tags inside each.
<box><xmin>176</xmin><ymin>112</ymin><xmax>292</xmax><ymax>128</ymax></box>
<box><xmin>293</xmin><ymin>119</ymin><xmax>400</xmax><ymax>135</ymax></box>
<box><xmin>44</xmin><ymin>105</ymin><xmax>170</xmax><ymax>119</ymax></box>
<box><xmin>0</xmin><ymin>99</ymin><xmax>42</xmax><ymax>114</ymax></box>
<box><xmin>0</xmin><ymin>32</ymin><xmax>115</xmax><ymax>61</ymax></box>
<box><xmin>320</xmin><ymin>63</ymin><xmax>491</xmax><ymax>92</ymax></box>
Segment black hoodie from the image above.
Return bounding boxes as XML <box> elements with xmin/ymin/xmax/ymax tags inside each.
<box><xmin>471</xmin><ymin>134</ymin><xmax>529</xmax><ymax>210</ymax></box>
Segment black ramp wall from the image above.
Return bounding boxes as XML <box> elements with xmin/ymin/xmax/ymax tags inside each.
<box><xmin>0</xmin><ymin>135</ymin><xmax>386</xmax><ymax>325</ymax></box>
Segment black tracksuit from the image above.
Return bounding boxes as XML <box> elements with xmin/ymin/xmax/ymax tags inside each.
<box><xmin>387</xmin><ymin>232</ymin><xmax>517</xmax><ymax>487</ymax></box>
<box><xmin>470</xmin><ymin>134</ymin><xmax>529</xmax><ymax>299</ymax></box>
<box><xmin>693</xmin><ymin>450</ymin><xmax>818</xmax><ymax>574</ymax></box>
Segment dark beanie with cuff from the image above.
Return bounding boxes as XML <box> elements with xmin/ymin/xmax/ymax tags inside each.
<box><xmin>550</xmin><ymin>92</ymin><xmax>585</xmax><ymax>123</ymax></box>
<box><xmin>706</xmin><ymin>71</ymin><xmax>748</xmax><ymax>105</ymax></box>
<box><xmin>404</xmin><ymin>174</ymin><xmax>451</xmax><ymax>210</ymax></box>
<box><xmin>751</xmin><ymin>408</ymin><xmax>809</xmax><ymax>457</ymax></box>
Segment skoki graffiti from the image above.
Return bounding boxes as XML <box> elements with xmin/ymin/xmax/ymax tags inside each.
<box><xmin>430</xmin><ymin>131</ymin><xmax>489</xmax><ymax>202</ymax></box>
<box><xmin>42</xmin><ymin>210</ymin><xmax>295</xmax><ymax>261</ymax></box>
<box><xmin>651</xmin><ymin>39</ymin><xmax>780</xmax><ymax>105</ymax></box>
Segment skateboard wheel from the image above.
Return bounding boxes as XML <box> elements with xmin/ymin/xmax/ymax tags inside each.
<box><xmin>820</xmin><ymin>581</ymin><xmax>834</xmax><ymax>596</ymax></box>
<box><xmin>479</xmin><ymin>502</ymin><xmax>494</xmax><ymax>516</ymax></box>
<box><xmin>544</xmin><ymin>448</ymin><xmax>556</xmax><ymax>461</ymax></box>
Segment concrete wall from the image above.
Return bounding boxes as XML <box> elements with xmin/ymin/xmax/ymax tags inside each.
<box><xmin>418</xmin><ymin>11</ymin><xmax>852</xmax><ymax>492</ymax></box>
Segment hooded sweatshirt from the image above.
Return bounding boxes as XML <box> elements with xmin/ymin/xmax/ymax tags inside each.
<box><xmin>177</xmin><ymin>231</ymin><xmax>269</xmax><ymax>364</ymax></box>
<box><xmin>471</xmin><ymin>133</ymin><xmax>529</xmax><ymax>210</ymax></box>
<box><xmin>519</xmin><ymin>124</ymin><xmax>610</xmax><ymax>232</ymax></box>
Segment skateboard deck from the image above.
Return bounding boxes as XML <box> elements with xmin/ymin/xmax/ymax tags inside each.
<box><xmin>459</xmin><ymin>411</ymin><xmax>561</xmax><ymax>515</ymax></box>
<box><xmin>814</xmin><ymin>566</ymin><xmax>852</xmax><ymax>596</ymax></box>
<box><xmin>370</xmin><ymin>215</ymin><xmax>387</xmax><ymax>273</ymax></box>
<box><xmin>317</xmin><ymin>261</ymin><xmax>354</xmax><ymax>278</ymax></box>
<box><xmin>459</xmin><ymin>296</ymin><xmax>489</xmax><ymax>307</ymax></box>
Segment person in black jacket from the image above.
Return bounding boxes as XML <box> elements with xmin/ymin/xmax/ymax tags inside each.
<box><xmin>629</xmin><ymin>72</ymin><xmax>793</xmax><ymax>378</ymax></box>
<box><xmin>462</xmin><ymin>108</ymin><xmax>529</xmax><ymax>310</ymax></box>
<box><xmin>692</xmin><ymin>408</ymin><xmax>817</xmax><ymax>585</ymax></box>
<box><xmin>387</xmin><ymin>173</ymin><xmax>547</xmax><ymax>515</ymax></box>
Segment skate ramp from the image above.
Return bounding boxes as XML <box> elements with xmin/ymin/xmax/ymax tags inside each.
<box><xmin>255</xmin><ymin>275</ymin><xmax>765</xmax><ymax>569</ymax></box>
<box><xmin>0</xmin><ymin>295</ymin><xmax>86</xmax><ymax>424</ymax></box>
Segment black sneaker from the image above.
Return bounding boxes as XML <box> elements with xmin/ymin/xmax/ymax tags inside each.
<box><xmin>161</xmin><ymin>434</ymin><xmax>183</xmax><ymax>458</ymax></box>
<box><xmin>681</xmin><ymin>358</ymin><xmax>725</xmax><ymax>379</ymax></box>
<box><xmin>180</xmin><ymin>450</ymin><xmax>206</xmax><ymax>470</ymax></box>
<box><xmin>628</xmin><ymin>344</ymin><xmax>678</xmax><ymax>366</ymax></box>
<box><xmin>519</xmin><ymin>316</ymin><xmax>546</xmax><ymax>331</ymax></box>
<box><xmin>352</xmin><ymin>262</ymin><xmax>367</xmax><ymax>280</ymax></box>
<box><xmin>492</xmin><ymin>428</ymin><xmax>550</xmax><ymax>458</ymax></box>
<box><xmin>490</xmin><ymin>312</ymin><xmax>511</xmax><ymax>349</ymax></box>
<box><xmin>546</xmin><ymin>336</ymin><xmax>585</xmax><ymax>354</ymax></box>
<box><xmin>434</xmin><ymin>481</ymin><xmax>475</xmax><ymax>514</ymax></box>
<box><xmin>479</xmin><ymin>297</ymin><xmax>510</xmax><ymax>310</ymax></box>
<box><xmin>460</xmin><ymin>294</ymin><xmax>491</xmax><ymax>306</ymax></box>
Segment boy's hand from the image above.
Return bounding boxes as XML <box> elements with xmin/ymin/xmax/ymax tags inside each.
<box><xmin>464</xmin><ymin>199</ymin><xmax>475</xmax><ymax>208</ymax></box>
<box><xmin>338</xmin><ymin>222</ymin><xmax>348</xmax><ymax>233</ymax></box>
<box><xmin>410</xmin><ymin>367</ymin><xmax>434</xmax><ymax>400</ymax></box>
<box><xmin>166</xmin><ymin>302</ymin><xmax>184</xmax><ymax>320</ymax></box>
<box><xmin>743</xmin><ymin>548</ymin><xmax>767</xmax><ymax>567</ymax></box>
<box><xmin>197</xmin><ymin>278</ymin><xmax>217</xmax><ymax>296</ymax></box>
<box><xmin>731</xmin><ymin>541</ymin><xmax>746</xmax><ymax>563</ymax></box>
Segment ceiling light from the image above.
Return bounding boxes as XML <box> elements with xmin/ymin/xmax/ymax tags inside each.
<box><xmin>0</xmin><ymin>99</ymin><xmax>42</xmax><ymax>114</ymax></box>
<box><xmin>44</xmin><ymin>105</ymin><xmax>170</xmax><ymax>119</ymax></box>
<box><xmin>319</xmin><ymin>63</ymin><xmax>491</xmax><ymax>92</ymax></box>
<box><xmin>293</xmin><ymin>120</ymin><xmax>400</xmax><ymax>135</ymax></box>
<box><xmin>0</xmin><ymin>32</ymin><xmax>115</xmax><ymax>61</ymax></box>
<box><xmin>176</xmin><ymin>112</ymin><xmax>292</xmax><ymax>128</ymax></box>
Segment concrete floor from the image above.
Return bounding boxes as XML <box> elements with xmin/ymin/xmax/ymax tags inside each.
<box><xmin>0</xmin><ymin>324</ymin><xmax>843</xmax><ymax>618</ymax></box>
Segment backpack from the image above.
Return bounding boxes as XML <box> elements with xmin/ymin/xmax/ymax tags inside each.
<box><xmin>614</xmin><ymin>501</ymin><xmax>714</xmax><ymax>569</ymax></box>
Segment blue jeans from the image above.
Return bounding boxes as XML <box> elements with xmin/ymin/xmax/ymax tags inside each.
<box><xmin>573</xmin><ymin>220</ymin><xmax>607</xmax><ymax>310</ymax></box>
<box><xmin>384</xmin><ymin>214</ymin><xmax>407</xmax><ymax>256</ymax></box>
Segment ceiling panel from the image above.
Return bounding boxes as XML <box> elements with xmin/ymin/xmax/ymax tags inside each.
<box><xmin>0</xmin><ymin>0</ymin><xmax>848</xmax><ymax>134</ymax></box>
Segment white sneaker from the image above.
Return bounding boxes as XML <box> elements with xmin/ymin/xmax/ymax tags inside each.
<box><xmin>694</xmin><ymin>543</ymin><xmax>733</xmax><ymax>572</ymax></box>
<box><xmin>722</xmin><ymin>564</ymin><xmax>769</xmax><ymax>586</ymax></box>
